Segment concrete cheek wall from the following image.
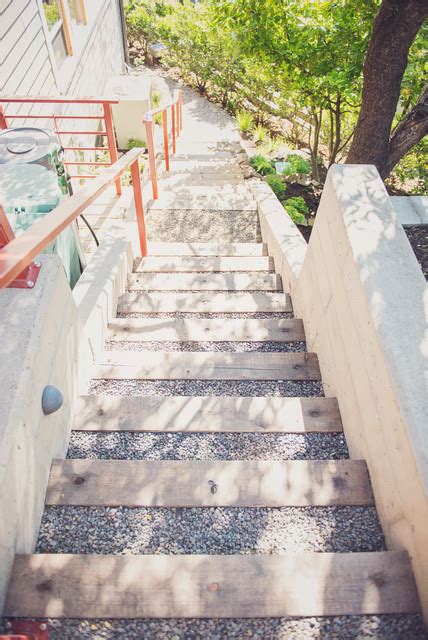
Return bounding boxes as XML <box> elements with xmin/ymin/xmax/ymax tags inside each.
<box><xmin>255</xmin><ymin>164</ymin><xmax>428</xmax><ymax>620</ymax></box>
<box><xmin>295</xmin><ymin>165</ymin><xmax>428</xmax><ymax>619</ymax></box>
<box><xmin>0</xmin><ymin>256</ymin><xmax>84</xmax><ymax>612</ymax></box>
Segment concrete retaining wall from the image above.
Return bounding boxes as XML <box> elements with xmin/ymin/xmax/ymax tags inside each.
<box><xmin>254</xmin><ymin>165</ymin><xmax>428</xmax><ymax>619</ymax></box>
<box><xmin>0</xmin><ymin>236</ymin><xmax>133</xmax><ymax>613</ymax></box>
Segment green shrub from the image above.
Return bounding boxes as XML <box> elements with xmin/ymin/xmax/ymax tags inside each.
<box><xmin>236</xmin><ymin>110</ymin><xmax>254</xmax><ymax>133</ymax></box>
<box><xmin>282</xmin><ymin>154</ymin><xmax>311</xmax><ymax>176</ymax></box>
<box><xmin>283</xmin><ymin>197</ymin><xmax>309</xmax><ymax>225</ymax></box>
<box><xmin>253</xmin><ymin>124</ymin><xmax>270</xmax><ymax>144</ymax></box>
<box><xmin>265</xmin><ymin>174</ymin><xmax>286</xmax><ymax>200</ymax></box>
<box><xmin>283</xmin><ymin>196</ymin><xmax>309</xmax><ymax>215</ymax></box>
<box><xmin>43</xmin><ymin>2</ymin><xmax>60</xmax><ymax>27</ymax></box>
<box><xmin>127</xmin><ymin>138</ymin><xmax>147</xmax><ymax>149</ymax></box>
<box><xmin>250</xmin><ymin>155</ymin><xmax>275</xmax><ymax>176</ymax></box>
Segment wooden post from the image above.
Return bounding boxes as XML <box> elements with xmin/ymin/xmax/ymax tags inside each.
<box><xmin>171</xmin><ymin>104</ymin><xmax>176</xmax><ymax>155</ymax></box>
<box><xmin>103</xmin><ymin>102</ymin><xmax>121</xmax><ymax>196</ymax></box>
<box><xmin>162</xmin><ymin>109</ymin><xmax>170</xmax><ymax>172</ymax></box>
<box><xmin>144</xmin><ymin>119</ymin><xmax>158</xmax><ymax>200</ymax></box>
<box><xmin>130</xmin><ymin>158</ymin><xmax>147</xmax><ymax>257</ymax></box>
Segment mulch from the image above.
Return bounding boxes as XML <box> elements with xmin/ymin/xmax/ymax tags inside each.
<box><xmin>404</xmin><ymin>226</ymin><xmax>428</xmax><ymax>279</ymax></box>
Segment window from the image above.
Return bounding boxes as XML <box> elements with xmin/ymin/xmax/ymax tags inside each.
<box><xmin>42</xmin><ymin>1</ymin><xmax>88</xmax><ymax>66</ymax></box>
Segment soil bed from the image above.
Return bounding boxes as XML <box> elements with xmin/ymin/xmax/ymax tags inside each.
<box><xmin>404</xmin><ymin>225</ymin><xmax>428</xmax><ymax>279</ymax></box>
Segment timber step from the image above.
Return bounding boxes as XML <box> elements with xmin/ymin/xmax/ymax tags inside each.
<box><xmin>134</xmin><ymin>255</ymin><xmax>274</xmax><ymax>273</ymax></box>
<box><xmin>74</xmin><ymin>395</ymin><xmax>343</xmax><ymax>432</ymax></box>
<box><xmin>93</xmin><ymin>350</ymin><xmax>320</xmax><ymax>381</ymax></box>
<box><xmin>146</xmin><ymin>242</ymin><xmax>268</xmax><ymax>256</ymax></box>
<box><xmin>4</xmin><ymin>551</ymin><xmax>419</xmax><ymax>618</ymax></box>
<box><xmin>45</xmin><ymin>459</ymin><xmax>373</xmax><ymax>507</ymax></box>
<box><xmin>107</xmin><ymin>317</ymin><xmax>303</xmax><ymax>343</ymax></box>
<box><xmin>118</xmin><ymin>291</ymin><xmax>291</xmax><ymax>313</ymax></box>
<box><xmin>127</xmin><ymin>272</ymin><xmax>282</xmax><ymax>291</ymax></box>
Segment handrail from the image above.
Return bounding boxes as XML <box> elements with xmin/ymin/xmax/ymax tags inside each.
<box><xmin>143</xmin><ymin>89</ymin><xmax>183</xmax><ymax>200</ymax></box>
<box><xmin>0</xmin><ymin>96</ymin><xmax>119</xmax><ymax>104</ymax></box>
<box><xmin>0</xmin><ymin>147</ymin><xmax>147</xmax><ymax>289</ymax></box>
<box><xmin>0</xmin><ymin>96</ymin><xmax>121</xmax><ymax>195</ymax></box>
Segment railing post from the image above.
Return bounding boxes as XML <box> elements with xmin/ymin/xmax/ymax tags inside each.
<box><xmin>103</xmin><ymin>101</ymin><xmax>122</xmax><ymax>196</ymax></box>
<box><xmin>171</xmin><ymin>104</ymin><xmax>176</xmax><ymax>155</ymax></box>
<box><xmin>0</xmin><ymin>106</ymin><xmax>8</xmax><ymax>129</ymax></box>
<box><xmin>130</xmin><ymin>158</ymin><xmax>147</xmax><ymax>257</ymax></box>
<box><xmin>179</xmin><ymin>90</ymin><xmax>183</xmax><ymax>131</ymax></box>
<box><xmin>144</xmin><ymin>118</ymin><xmax>158</xmax><ymax>200</ymax></box>
<box><xmin>162</xmin><ymin>109</ymin><xmax>170</xmax><ymax>172</ymax></box>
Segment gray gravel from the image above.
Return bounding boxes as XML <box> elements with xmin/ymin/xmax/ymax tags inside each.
<box><xmin>117</xmin><ymin>311</ymin><xmax>294</xmax><ymax>319</ymax></box>
<box><xmin>146</xmin><ymin>208</ymin><xmax>261</xmax><ymax>243</ymax></box>
<box><xmin>4</xmin><ymin>615</ymin><xmax>427</xmax><ymax>639</ymax></box>
<box><xmin>37</xmin><ymin>506</ymin><xmax>384</xmax><ymax>555</ymax></box>
<box><xmin>89</xmin><ymin>380</ymin><xmax>324</xmax><ymax>397</ymax></box>
<box><xmin>67</xmin><ymin>432</ymin><xmax>348</xmax><ymax>460</ymax></box>
<box><xmin>105</xmin><ymin>340</ymin><xmax>306</xmax><ymax>352</ymax></box>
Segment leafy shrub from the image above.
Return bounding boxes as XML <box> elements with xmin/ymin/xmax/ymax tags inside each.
<box><xmin>283</xmin><ymin>197</ymin><xmax>309</xmax><ymax>215</ymax></box>
<box><xmin>283</xmin><ymin>197</ymin><xmax>309</xmax><ymax>225</ymax></box>
<box><xmin>253</xmin><ymin>124</ymin><xmax>270</xmax><ymax>144</ymax></box>
<box><xmin>236</xmin><ymin>110</ymin><xmax>254</xmax><ymax>133</ymax></box>
<box><xmin>282</xmin><ymin>154</ymin><xmax>311</xmax><ymax>176</ymax></box>
<box><xmin>127</xmin><ymin>138</ymin><xmax>147</xmax><ymax>149</ymax></box>
<box><xmin>152</xmin><ymin>92</ymin><xmax>163</xmax><ymax>125</ymax></box>
<box><xmin>265</xmin><ymin>174</ymin><xmax>286</xmax><ymax>200</ymax></box>
<box><xmin>43</xmin><ymin>2</ymin><xmax>60</xmax><ymax>27</ymax></box>
<box><xmin>250</xmin><ymin>155</ymin><xmax>275</xmax><ymax>176</ymax></box>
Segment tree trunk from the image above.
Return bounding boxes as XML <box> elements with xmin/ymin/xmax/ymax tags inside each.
<box><xmin>346</xmin><ymin>0</ymin><xmax>428</xmax><ymax>179</ymax></box>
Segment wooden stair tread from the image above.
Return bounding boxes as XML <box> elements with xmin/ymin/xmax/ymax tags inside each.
<box><xmin>93</xmin><ymin>350</ymin><xmax>321</xmax><ymax>381</ymax></box>
<box><xmin>127</xmin><ymin>272</ymin><xmax>281</xmax><ymax>292</ymax></box>
<box><xmin>118</xmin><ymin>291</ymin><xmax>291</xmax><ymax>314</ymax></box>
<box><xmin>5</xmin><ymin>552</ymin><xmax>418</xmax><ymax>618</ymax></box>
<box><xmin>45</xmin><ymin>459</ymin><xmax>373</xmax><ymax>507</ymax></box>
<box><xmin>134</xmin><ymin>256</ymin><xmax>274</xmax><ymax>273</ymax></box>
<box><xmin>74</xmin><ymin>395</ymin><xmax>343</xmax><ymax>433</ymax></box>
<box><xmin>146</xmin><ymin>242</ymin><xmax>268</xmax><ymax>256</ymax></box>
<box><xmin>107</xmin><ymin>317</ymin><xmax>303</xmax><ymax>343</ymax></box>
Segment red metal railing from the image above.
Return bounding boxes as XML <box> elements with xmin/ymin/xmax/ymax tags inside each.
<box><xmin>0</xmin><ymin>97</ymin><xmax>122</xmax><ymax>195</ymax></box>
<box><xmin>143</xmin><ymin>89</ymin><xmax>183</xmax><ymax>200</ymax></box>
<box><xmin>0</xmin><ymin>147</ymin><xmax>147</xmax><ymax>289</ymax></box>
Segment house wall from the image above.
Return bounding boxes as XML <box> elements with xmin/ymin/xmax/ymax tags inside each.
<box><xmin>1</xmin><ymin>0</ymin><xmax>125</xmax><ymax>111</ymax></box>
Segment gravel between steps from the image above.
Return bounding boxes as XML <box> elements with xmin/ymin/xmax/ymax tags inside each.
<box><xmin>105</xmin><ymin>340</ymin><xmax>307</xmax><ymax>352</ymax></box>
<box><xmin>67</xmin><ymin>432</ymin><xmax>348</xmax><ymax>460</ymax></box>
<box><xmin>117</xmin><ymin>311</ymin><xmax>294</xmax><ymax>319</ymax></box>
<box><xmin>89</xmin><ymin>380</ymin><xmax>324</xmax><ymax>397</ymax></box>
<box><xmin>3</xmin><ymin>614</ymin><xmax>427</xmax><ymax>640</ymax></box>
<box><xmin>37</xmin><ymin>506</ymin><xmax>383</xmax><ymax>555</ymax></box>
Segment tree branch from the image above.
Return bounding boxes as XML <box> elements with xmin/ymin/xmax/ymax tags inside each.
<box><xmin>386</xmin><ymin>83</ymin><xmax>428</xmax><ymax>176</ymax></box>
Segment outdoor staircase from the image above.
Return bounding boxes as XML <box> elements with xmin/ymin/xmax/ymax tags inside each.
<box><xmin>2</xmin><ymin>135</ymin><xmax>422</xmax><ymax>634</ymax></box>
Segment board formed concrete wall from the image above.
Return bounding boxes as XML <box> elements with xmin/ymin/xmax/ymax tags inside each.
<box><xmin>256</xmin><ymin>164</ymin><xmax>428</xmax><ymax>620</ymax></box>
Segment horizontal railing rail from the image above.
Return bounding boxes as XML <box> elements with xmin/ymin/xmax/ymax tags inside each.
<box><xmin>0</xmin><ymin>147</ymin><xmax>147</xmax><ymax>289</ymax></box>
<box><xmin>143</xmin><ymin>89</ymin><xmax>183</xmax><ymax>200</ymax></box>
<box><xmin>0</xmin><ymin>96</ymin><xmax>121</xmax><ymax>195</ymax></box>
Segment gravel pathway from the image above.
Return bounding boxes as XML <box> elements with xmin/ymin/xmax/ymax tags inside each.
<box><xmin>67</xmin><ymin>432</ymin><xmax>348</xmax><ymax>460</ymax></box>
<box><xmin>4</xmin><ymin>614</ymin><xmax>427</xmax><ymax>639</ymax></box>
<box><xmin>89</xmin><ymin>379</ymin><xmax>324</xmax><ymax>397</ymax></box>
<box><xmin>37</xmin><ymin>506</ymin><xmax>383</xmax><ymax>555</ymax></box>
<box><xmin>105</xmin><ymin>340</ymin><xmax>307</xmax><ymax>352</ymax></box>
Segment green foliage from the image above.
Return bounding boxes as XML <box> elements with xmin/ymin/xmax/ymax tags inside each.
<box><xmin>283</xmin><ymin>197</ymin><xmax>309</xmax><ymax>215</ymax></box>
<box><xmin>265</xmin><ymin>174</ymin><xmax>286</xmax><ymax>200</ymax></box>
<box><xmin>250</xmin><ymin>155</ymin><xmax>275</xmax><ymax>176</ymax></box>
<box><xmin>152</xmin><ymin>92</ymin><xmax>163</xmax><ymax>125</ymax></box>
<box><xmin>283</xmin><ymin>154</ymin><xmax>312</xmax><ymax>176</ymax></box>
<box><xmin>252</xmin><ymin>124</ymin><xmax>270</xmax><ymax>144</ymax></box>
<box><xmin>127</xmin><ymin>138</ymin><xmax>147</xmax><ymax>149</ymax></box>
<box><xmin>43</xmin><ymin>1</ymin><xmax>60</xmax><ymax>28</ymax></box>
<box><xmin>236</xmin><ymin>110</ymin><xmax>254</xmax><ymax>133</ymax></box>
<box><xmin>391</xmin><ymin>138</ymin><xmax>428</xmax><ymax>193</ymax></box>
<box><xmin>283</xmin><ymin>197</ymin><xmax>309</xmax><ymax>225</ymax></box>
